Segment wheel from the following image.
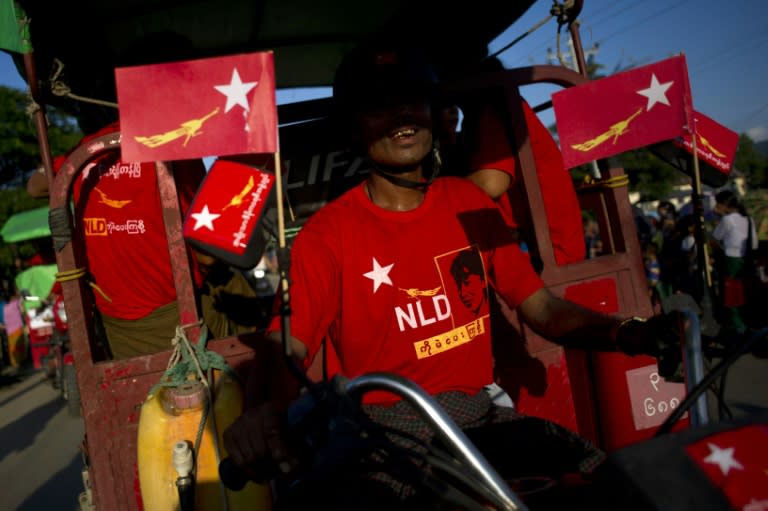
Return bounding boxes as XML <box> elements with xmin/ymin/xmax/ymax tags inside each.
<box><xmin>62</xmin><ymin>364</ymin><xmax>81</xmax><ymax>417</ymax></box>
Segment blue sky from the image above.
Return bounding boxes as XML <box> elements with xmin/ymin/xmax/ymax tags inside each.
<box><xmin>495</xmin><ymin>0</ymin><xmax>768</xmax><ymax>142</ymax></box>
<box><xmin>1</xmin><ymin>0</ymin><xmax>766</xmax><ymax>141</ymax></box>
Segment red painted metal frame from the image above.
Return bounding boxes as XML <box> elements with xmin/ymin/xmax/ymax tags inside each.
<box><xmin>447</xmin><ymin>64</ymin><xmax>656</xmax><ymax>449</ymax></box>
<box><xmin>48</xmin><ymin>133</ymin><xmax>261</xmax><ymax>510</ymax></box>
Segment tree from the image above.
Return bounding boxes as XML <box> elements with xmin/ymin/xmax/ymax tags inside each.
<box><xmin>620</xmin><ymin>149</ymin><xmax>686</xmax><ymax>201</ymax></box>
<box><xmin>0</xmin><ymin>85</ymin><xmax>82</xmax><ymax>290</ymax></box>
<box><xmin>0</xmin><ymin>85</ymin><xmax>82</xmax><ymax>189</ymax></box>
<box><xmin>735</xmin><ymin>133</ymin><xmax>768</xmax><ymax>188</ymax></box>
<box><xmin>564</xmin><ymin>147</ymin><xmax>686</xmax><ymax>202</ymax></box>
<box><xmin>0</xmin><ymin>186</ymin><xmax>45</xmax><ymax>288</ymax></box>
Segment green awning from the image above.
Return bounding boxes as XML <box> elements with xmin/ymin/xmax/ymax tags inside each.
<box><xmin>0</xmin><ymin>206</ymin><xmax>51</xmax><ymax>243</ymax></box>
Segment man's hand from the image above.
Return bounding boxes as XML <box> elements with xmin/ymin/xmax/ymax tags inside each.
<box><xmin>615</xmin><ymin>311</ymin><xmax>686</xmax><ymax>380</ymax></box>
<box><xmin>222</xmin><ymin>402</ymin><xmax>296</xmax><ymax>483</ymax></box>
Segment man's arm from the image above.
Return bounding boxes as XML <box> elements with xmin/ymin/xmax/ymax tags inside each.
<box><xmin>517</xmin><ymin>287</ymin><xmax>683</xmax><ymax>360</ymax></box>
<box><xmin>242</xmin><ymin>331</ymin><xmax>307</xmax><ymax>411</ymax></box>
<box><xmin>517</xmin><ymin>287</ymin><xmax>622</xmax><ymax>352</ymax></box>
<box><xmin>223</xmin><ymin>330</ymin><xmax>308</xmax><ymax>477</ymax></box>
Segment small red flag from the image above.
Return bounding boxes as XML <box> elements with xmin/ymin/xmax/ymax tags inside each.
<box><xmin>676</xmin><ymin>110</ymin><xmax>739</xmax><ymax>175</ymax></box>
<box><xmin>183</xmin><ymin>158</ymin><xmax>276</xmax><ymax>269</ymax></box>
<box><xmin>553</xmin><ymin>55</ymin><xmax>693</xmax><ymax>169</ymax></box>
<box><xmin>116</xmin><ymin>51</ymin><xmax>278</xmax><ymax>162</ymax></box>
<box><xmin>685</xmin><ymin>424</ymin><xmax>768</xmax><ymax>509</ymax></box>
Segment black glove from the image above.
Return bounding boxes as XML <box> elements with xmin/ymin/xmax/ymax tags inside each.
<box><xmin>616</xmin><ymin>311</ymin><xmax>685</xmax><ymax>381</ymax></box>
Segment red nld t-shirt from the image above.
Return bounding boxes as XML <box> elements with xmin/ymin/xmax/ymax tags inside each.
<box><xmin>58</xmin><ymin>123</ymin><xmax>204</xmax><ymax>319</ymax></box>
<box><xmin>470</xmin><ymin>101</ymin><xmax>585</xmax><ymax>265</ymax></box>
<box><xmin>268</xmin><ymin>177</ymin><xmax>543</xmax><ymax>404</ymax></box>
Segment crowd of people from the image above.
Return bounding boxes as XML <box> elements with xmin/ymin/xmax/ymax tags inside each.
<box><xmin>634</xmin><ymin>193</ymin><xmax>764</xmax><ymax>337</ymax></box>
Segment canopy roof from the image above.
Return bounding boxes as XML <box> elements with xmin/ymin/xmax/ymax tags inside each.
<box><xmin>11</xmin><ymin>0</ymin><xmax>538</xmax><ymax>131</ymax></box>
<box><xmin>0</xmin><ymin>206</ymin><xmax>50</xmax><ymax>243</ymax></box>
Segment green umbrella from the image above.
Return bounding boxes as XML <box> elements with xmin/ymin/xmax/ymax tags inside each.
<box><xmin>0</xmin><ymin>206</ymin><xmax>51</xmax><ymax>243</ymax></box>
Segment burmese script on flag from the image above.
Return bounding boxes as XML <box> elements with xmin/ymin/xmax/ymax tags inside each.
<box><xmin>675</xmin><ymin>110</ymin><xmax>739</xmax><ymax>175</ymax></box>
<box><xmin>183</xmin><ymin>158</ymin><xmax>275</xmax><ymax>269</ymax></box>
<box><xmin>552</xmin><ymin>55</ymin><xmax>693</xmax><ymax>169</ymax></box>
<box><xmin>115</xmin><ymin>51</ymin><xmax>277</xmax><ymax>162</ymax></box>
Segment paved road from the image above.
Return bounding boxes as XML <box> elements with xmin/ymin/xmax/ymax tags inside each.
<box><xmin>0</xmin><ymin>369</ymin><xmax>85</xmax><ymax>511</ymax></box>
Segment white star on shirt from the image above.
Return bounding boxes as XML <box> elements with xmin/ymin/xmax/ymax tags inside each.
<box><xmin>190</xmin><ymin>205</ymin><xmax>221</xmax><ymax>231</ymax></box>
<box><xmin>363</xmin><ymin>257</ymin><xmax>394</xmax><ymax>293</ymax></box>
<box><xmin>703</xmin><ymin>442</ymin><xmax>744</xmax><ymax>476</ymax></box>
<box><xmin>214</xmin><ymin>68</ymin><xmax>258</xmax><ymax>113</ymax></box>
<box><xmin>636</xmin><ymin>73</ymin><xmax>674</xmax><ymax>111</ymax></box>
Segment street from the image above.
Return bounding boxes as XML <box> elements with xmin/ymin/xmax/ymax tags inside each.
<box><xmin>0</xmin><ymin>369</ymin><xmax>85</xmax><ymax>511</ymax></box>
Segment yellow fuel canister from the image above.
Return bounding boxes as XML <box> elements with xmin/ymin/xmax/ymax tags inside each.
<box><xmin>137</xmin><ymin>370</ymin><xmax>271</xmax><ymax>510</ymax></box>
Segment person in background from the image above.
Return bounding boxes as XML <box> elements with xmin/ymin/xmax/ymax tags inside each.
<box><xmin>193</xmin><ymin>250</ymin><xmax>269</xmax><ymax>339</ymax></box>
<box><xmin>711</xmin><ymin>190</ymin><xmax>758</xmax><ymax>335</ymax></box>
<box><xmin>676</xmin><ymin>215</ymin><xmax>701</xmax><ymax>299</ymax></box>
<box><xmin>0</xmin><ymin>285</ymin><xmax>9</xmax><ymax>367</ymax></box>
<box><xmin>654</xmin><ymin>202</ymin><xmax>686</xmax><ymax>297</ymax></box>
<box><xmin>223</xmin><ymin>39</ymin><xmax>681</xmax><ymax>509</ymax></box>
<box><xmin>449</xmin><ymin>57</ymin><xmax>586</xmax><ymax>267</ymax></box>
<box><xmin>27</xmin><ymin>123</ymin><xmax>206</xmax><ymax>360</ymax></box>
<box><xmin>1</xmin><ymin>284</ymin><xmax>26</xmax><ymax>368</ymax></box>
<box><xmin>643</xmin><ymin>240</ymin><xmax>662</xmax><ymax>305</ymax></box>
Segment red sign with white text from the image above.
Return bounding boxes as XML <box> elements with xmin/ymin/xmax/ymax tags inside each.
<box><xmin>116</xmin><ymin>52</ymin><xmax>277</xmax><ymax>162</ymax></box>
<box><xmin>674</xmin><ymin>110</ymin><xmax>738</xmax><ymax>175</ymax></box>
<box><xmin>183</xmin><ymin>159</ymin><xmax>275</xmax><ymax>269</ymax></box>
<box><xmin>553</xmin><ymin>55</ymin><xmax>693</xmax><ymax>169</ymax></box>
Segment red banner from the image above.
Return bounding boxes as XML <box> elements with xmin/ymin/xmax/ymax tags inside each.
<box><xmin>116</xmin><ymin>52</ymin><xmax>277</xmax><ymax>162</ymax></box>
<box><xmin>553</xmin><ymin>55</ymin><xmax>693</xmax><ymax>169</ymax></box>
<box><xmin>685</xmin><ymin>424</ymin><xmax>768</xmax><ymax>509</ymax></box>
<box><xmin>674</xmin><ymin>110</ymin><xmax>739</xmax><ymax>175</ymax></box>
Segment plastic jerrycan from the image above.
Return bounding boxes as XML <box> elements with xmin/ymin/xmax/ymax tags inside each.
<box><xmin>137</xmin><ymin>369</ymin><xmax>272</xmax><ymax>510</ymax></box>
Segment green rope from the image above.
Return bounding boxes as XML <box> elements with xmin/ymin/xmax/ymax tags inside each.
<box><xmin>150</xmin><ymin>324</ymin><xmax>240</xmax><ymax>395</ymax></box>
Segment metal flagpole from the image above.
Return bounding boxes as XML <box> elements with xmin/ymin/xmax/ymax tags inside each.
<box><xmin>689</xmin><ymin>119</ymin><xmax>720</xmax><ymax>337</ymax></box>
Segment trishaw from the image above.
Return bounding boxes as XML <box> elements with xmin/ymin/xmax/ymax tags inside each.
<box><xmin>7</xmin><ymin>0</ymin><xmax>765</xmax><ymax>509</ymax></box>
<box><xmin>1</xmin><ymin>207</ymin><xmax>76</xmax><ymax>411</ymax></box>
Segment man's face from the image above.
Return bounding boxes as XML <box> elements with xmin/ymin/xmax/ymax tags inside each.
<box><xmin>356</xmin><ymin>98</ymin><xmax>433</xmax><ymax>170</ymax></box>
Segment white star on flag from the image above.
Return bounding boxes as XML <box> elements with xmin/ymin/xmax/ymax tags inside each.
<box><xmin>636</xmin><ymin>73</ymin><xmax>674</xmax><ymax>111</ymax></box>
<box><xmin>703</xmin><ymin>442</ymin><xmax>744</xmax><ymax>476</ymax></box>
<box><xmin>214</xmin><ymin>68</ymin><xmax>258</xmax><ymax>113</ymax></box>
<box><xmin>363</xmin><ymin>257</ymin><xmax>394</xmax><ymax>293</ymax></box>
<box><xmin>190</xmin><ymin>205</ymin><xmax>221</xmax><ymax>231</ymax></box>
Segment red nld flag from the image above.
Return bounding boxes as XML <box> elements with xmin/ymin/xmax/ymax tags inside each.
<box><xmin>183</xmin><ymin>158</ymin><xmax>276</xmax><ymax>269</ymax></box>
<box><xmin>675</xmin><ymin>110</ymin><xmax>739</xmax><ymax>174</ymax></box>
<box><xmin>685</xmin><ymin>424</ymin><xmax>768</xmax><ymax>509</ymax></box>
<box><xmin>552</xmin><ymin>55</ymin><xmax>693</xmax><ymax>169</ymax></box>
<box><xmin>115</xmin><ymin>51</ymin><xmax>277</xmax><ymax>162</ymax></box>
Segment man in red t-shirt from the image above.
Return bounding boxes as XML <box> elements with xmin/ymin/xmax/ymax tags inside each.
<box><xmin>223</xmin><ymin>41</ymin><xmax>681</xmax><ymax>506</ymax></box>
<box><xmin>29</xmin><ymin>122</ymin><xmax>205</xmax><ymax>359</ymax></box>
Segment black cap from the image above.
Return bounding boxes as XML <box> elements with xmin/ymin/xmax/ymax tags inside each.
<box><xmin>332</xmin><ymin>40</ymin><xmax>440</xmax><ymax>115</ymax></box>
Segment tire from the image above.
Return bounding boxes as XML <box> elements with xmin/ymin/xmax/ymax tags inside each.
<box><xmin>62</xmin><ymin>364</ymin><xmax>82</xmax><ymax>417</ymax></box>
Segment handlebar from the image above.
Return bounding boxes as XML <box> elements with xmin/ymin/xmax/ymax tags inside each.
<box><xmin>220</xmin><ymin>372</ymin><xmax>530</xmax><ymax>511</ymax></box>
<box><xmin>345</xmin><ymin>373</ymin><xmax>526</xmax><ymax>510</ymax></box>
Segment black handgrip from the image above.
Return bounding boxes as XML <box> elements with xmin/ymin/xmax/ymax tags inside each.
<box><xmin>218</xmin><ymin>457</ymin><xmax>278</xmax><ymax>490</ymax></box>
